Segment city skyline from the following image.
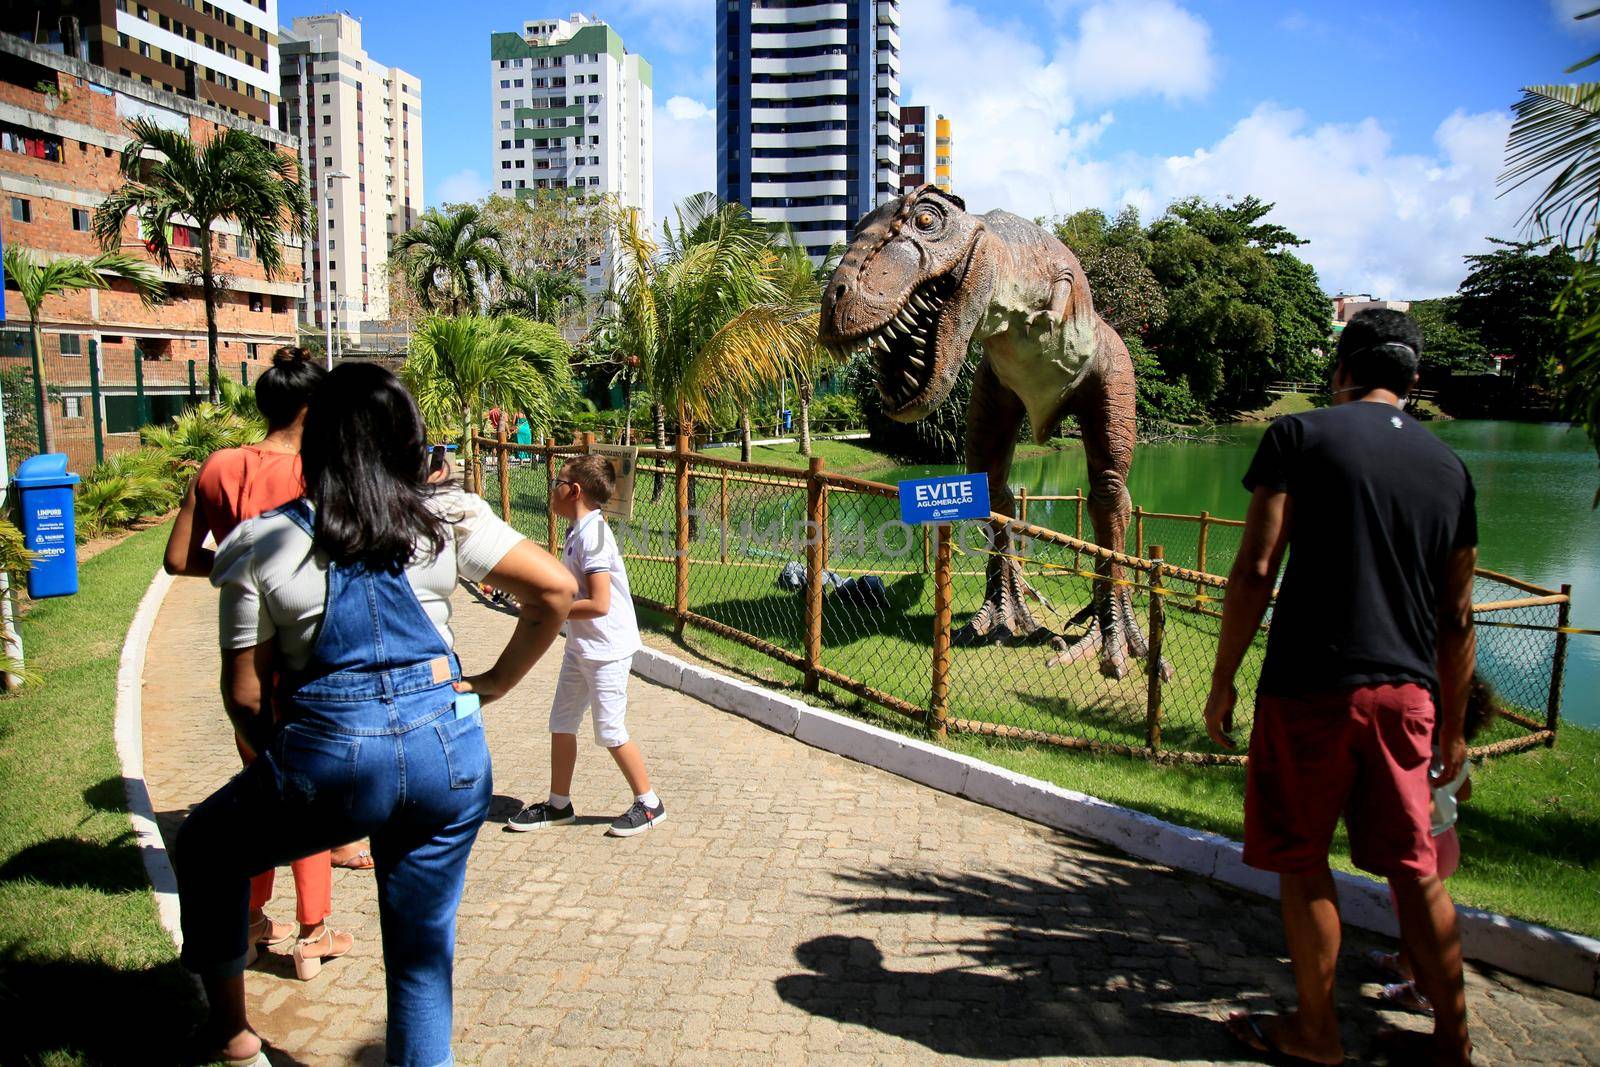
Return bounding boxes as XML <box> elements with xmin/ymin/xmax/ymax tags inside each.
<box><xmin>251</xmin><ymin>2</ymin><xmax>1596</xmax><ymax>296</ymax></box>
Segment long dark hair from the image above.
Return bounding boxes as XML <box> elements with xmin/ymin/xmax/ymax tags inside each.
<box><xmin>301</xmin><ymin>363</ymin><xmax>447</xmax><ymax>572</ymax></box>
<box><xmin>256</xmin><ymin>346</ymin><xmax>325</xmax><ymax>430</ymax></box>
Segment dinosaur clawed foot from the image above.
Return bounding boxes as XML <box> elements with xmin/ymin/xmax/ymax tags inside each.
<box><xmin>1044</xmin><ymin>591</ymin><xmax>1174</xmax><ymax>681</ymax></box>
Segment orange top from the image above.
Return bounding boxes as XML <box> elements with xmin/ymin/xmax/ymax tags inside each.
<box><xmin>194</xmin><ymin>445</ymin><xmax>304</xmax><ymax>544</ymax></box>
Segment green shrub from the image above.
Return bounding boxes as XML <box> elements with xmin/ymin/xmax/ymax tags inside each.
<box><xmin>76</xmin><ymin>449</ymin><xmax>181</xmax><ymax>539</ymax></box>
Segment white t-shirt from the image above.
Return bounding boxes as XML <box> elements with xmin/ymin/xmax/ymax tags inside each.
<box><xmin>561</xmin><ymin>508</ymin><xmax>640</xmax><ymax>661</ymax></box>
<box><xmin>212</xmin><ymin>489</ymin><xmax>524</xmax><ymax>671</ymax></box>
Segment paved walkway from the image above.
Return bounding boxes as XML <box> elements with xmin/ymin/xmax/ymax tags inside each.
<box><xmin>142</xmin><ymin>577</ymin><xmax>1598</xmax><ymax>1066</ymax></box>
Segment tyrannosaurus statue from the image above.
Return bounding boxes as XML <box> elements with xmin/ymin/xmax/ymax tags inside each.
<box><xmin>818</xmin><ymin>185</ymin><xmax>1152</xmax><ymax>679</ymax></box>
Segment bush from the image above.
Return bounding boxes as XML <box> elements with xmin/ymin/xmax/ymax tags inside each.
<box><xmin>77</xmin><ymin>449</ymin><xmax>181</xmax><ymax>539</ymax></box>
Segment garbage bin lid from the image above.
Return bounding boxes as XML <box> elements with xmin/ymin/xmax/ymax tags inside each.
<box><xmin>14</xmin><ymin>453</ymin><xmax>80</xmax><ymax>489</ymax></box>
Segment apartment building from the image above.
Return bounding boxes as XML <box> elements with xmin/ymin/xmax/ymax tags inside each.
<box><xmin>0</xmin><ymin>34</ymin><xmax>301</xmax><ymax>471</ymax></box>
<box><xmin>899</xmin><ymin>105</ymin><xmax>951</xmax><ymax>194</ymax></box>
<box><xmin>718</xmin><ymin>0</ymin><xmax>901</xmax><ymax>261</ymax></box>
<box><xmin>279</xmin><ymin>12</ymin><xmax>422</xmax><ymax>335</ymax></box>
<box><xmin>2</xmin><ymin>0</ymin><xmax>281</xmax><ymax>128</ymax></box>
<box><xmin>489</xmin><ymin>14</ymin><xmax>652</xmax><ymax>292</ymax></box>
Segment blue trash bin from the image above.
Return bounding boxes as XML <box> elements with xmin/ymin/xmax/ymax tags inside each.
<box><xmin>15</xmin><ymin>453</ymin><xmax>80</xmax><ymax>598</ymax></box>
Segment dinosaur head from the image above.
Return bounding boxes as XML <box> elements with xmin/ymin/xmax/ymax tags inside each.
<box><xmin>819</xmin><ymin>186</ymin><xmax>992</xmax><ymax>421</ymax></box>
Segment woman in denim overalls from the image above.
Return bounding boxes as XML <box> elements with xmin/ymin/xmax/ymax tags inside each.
<box><xmin>176</xmin><ymin>365</ymin><xmax>576</xmax><ymax>1067</ymax></box>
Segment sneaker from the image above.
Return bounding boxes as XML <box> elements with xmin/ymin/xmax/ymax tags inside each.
<box><xmin>507</xmin><ymin>800</ymin><xmax>575</xmax><ymax>832</ymax></box>
<box><xmin>607</xmin><ymin>798</ymin><xmax>666</xmax><ymax>837</ymax></box>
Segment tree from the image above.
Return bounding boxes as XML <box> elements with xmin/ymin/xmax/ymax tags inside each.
<box><xmin>401</xmin><ymin>315</ymin><xmax>575</xmax><ymax>490</ymax></box>
<box><xmin>2</xmin><ymin>246</ymin><xmax>163</xmax><ymax>454</ymax></box>
<box><xmin>1453</xmin><ymin>238</ymin><xmax>1574</xmax><ymax>392</ymax></box>
<box><xmin>1503</xmin><ymin>9</ymin><xmax>1600</xmax><ymax>502</ymax></box>
<box><xmin>393</xmin><ymin>204</ymin><xmax>509</xmax><ymax>316</ymax></box>
<box><xmin>763</xmin><ymin>239</ymin><xmax>841</xmax><ymax>456</ymax></box>
<box><xmin>94</xmin><ymin>117</ymin><xmax>309</xmax><ymax>403</ymax></box>
<box><xmin>491</xmin><ymin>269</ymin><xmax>587</xmax><ymax>324</ymax></box>
<box><xmin>1407</xmin><ymin>298</ymin><xmax>1490</xmax><ymax>377</ymax></box>
<box><xmin>1144</xmin><ymin>196</ymin><xmax>1327</xmax><ymax>411</ymax></box>
<box><xmin>471</xmin><ymin>191</ymin><xmax>613</xmax><ymax>288</ymax></box>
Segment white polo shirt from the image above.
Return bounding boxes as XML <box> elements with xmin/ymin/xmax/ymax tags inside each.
<box><xmin>562</xmin><ymin>508</ymin><xmax>641</xmax><ymax>661</ymax></box>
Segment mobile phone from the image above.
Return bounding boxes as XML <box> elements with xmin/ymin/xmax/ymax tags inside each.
<box><xmin>428</xmin><ymin>444</ymin><xmax>447</xmax><ymax>475</ymax></box>
<box><xmin>455</xmin><ymin>692</ymin><xmax>480</xmax><ymax>720</ymax></box>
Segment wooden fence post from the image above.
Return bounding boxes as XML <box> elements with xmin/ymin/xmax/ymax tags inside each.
<box><xmin>803</xmin><ymin>456</ymin><xmax>826</xmax><ymax>693</ymax></box>
<box><xmin>674</xmin><ymin>433</ymin><xmax>691</xmax><ymax>635</ymax></box>
<box><xmin>1145</xmin><ymin>545</ymin><xmax>1166</xmax><ymax>753</ymax></box>
<box><xmin>544</xmin><ymin>439</ymin><xmax>559</xmax><ymax>553</ymax></box>
<box><xmin>718</xmin><ymin>469</ymin><xmax>729</xmax><ymax>564</ymax></box>
<box><xmin>1017</xmin><ymin>485</ymin><xmax>1029</xmax><ymax>524</ymax></box>
<box><xmin>1546</xmin><ymin>584</ymin><xmax>1572</xmax><ymax>745</ymax></box>
<box><xmin>1134</xmin><ymin>505</ymin><xmax>1145</xmax><ymax>559</ymax></box>
<box><xmin>921</xmin><ymin>526</ymin><xmax>930</xmax><ymax>573</ymax></box>
<box><xmin>1073</xmin><ymin>487</ymin><xmax>1084</xmax><ymax>574</ymax></box>
<box><xmin>496</xmin><ymin>420</ymin><xmax>512</xmax><ymax>522</ymax></box>
<box><xmin>1196</xmin><ymin>510</ymin><xmax>1210</xmax><ymax>599</ymax></box>
<box><xmin>930</xmin><ymin>522</ymin><xmax>953</xmax><ymax>740</ymax></box>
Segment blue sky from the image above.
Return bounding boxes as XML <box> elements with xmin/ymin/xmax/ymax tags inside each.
<box><xmin>279</xmin><ymin>0</ymin><xmax>1597</xmax><ymax>297</ymax></box>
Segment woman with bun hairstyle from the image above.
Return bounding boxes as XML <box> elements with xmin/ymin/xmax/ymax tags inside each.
<box><xmin>165</xmin><ymin>346</ymin><xmax>356</xmax><ymax>976</ymax></box>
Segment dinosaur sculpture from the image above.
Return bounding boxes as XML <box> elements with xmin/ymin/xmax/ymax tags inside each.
<box><xmin>818</xmin><ymin>185</ymin><xmax>1152</xmax><ymax>678</ymax></box>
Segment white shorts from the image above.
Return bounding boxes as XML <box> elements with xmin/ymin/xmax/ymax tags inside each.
<box><xmin>549</xmin><ymin>650</ymin><xmax>633</xmax><ymax>747</ymax></box>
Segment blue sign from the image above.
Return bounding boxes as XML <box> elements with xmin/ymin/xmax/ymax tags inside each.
<box><xmin>898</xmin><ymin>473</ymin><xmax>991</xmax><ymax>525</ymax></box>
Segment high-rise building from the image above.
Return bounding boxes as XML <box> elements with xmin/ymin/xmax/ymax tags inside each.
<box><xmin>2</xmin><ymin>0</ymin><xmax>282</xmax><ymax>127</ymax></box>
<box><xmin>899</xmin><ymin>106</ymin><xmax>952</xmax><ymax>194</ymax></box>
<box><xmin>489</xmin><ymin>14</ymin><xmax>652</xmax><ymax>292</ymax></box>
<box><xmin>717</xmin><ymin>0</ymin><xmax>901</xmax><ymax>261</ymax></box>
<box><xmin>279</xmin><ymin>13</ymin><xmax>423</xmax><ymax>336</ymax></box>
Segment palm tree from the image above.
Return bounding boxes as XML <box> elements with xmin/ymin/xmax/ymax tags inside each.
<box><xmin>766</xmin><ymin>239</ymin><xmax>843</xmax><ymax>456</ymax></box>
<box><xmin>94</xmin><ymin>117</ymin><xmax>309</xmax><ymax>404</ymax></box>
<box><xmin>492</xmin><ymin>269</ymin><xmax>587</xmax><ymax>324</ymax></box>
<box><xmin>1504</xmin><ymin>7</ymin><xmax>1600</xmax><ymax>504</ymax></box>
<box><xmin>393</xmin><ymin>205</ymin><xmax>509</xmax><ymax>316</ymax></box>
<box><xmin>2</xmin><ymin>246</ymin><xmax>163</xmax><ymax>454</ymax></box>
<box><xmin>401</xmin><ymin>314</ymin><xmax>575</xmax><ymax>491</ymax></box>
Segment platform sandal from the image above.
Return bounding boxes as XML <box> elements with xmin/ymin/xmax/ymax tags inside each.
<box><xmin>291</xmin><ymin>925</ymin><xmax>354</xmax><ymax>981</ymax></box>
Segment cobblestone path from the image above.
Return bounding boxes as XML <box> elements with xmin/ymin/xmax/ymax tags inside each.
<box><xmin>142</xmin><ymin>577</ymin><xmax>1598</xmax><ymax>1065</ymax></box>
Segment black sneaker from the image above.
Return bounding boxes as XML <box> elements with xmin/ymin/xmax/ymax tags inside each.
<box><xmin>507</xmin><ymin>800</ymin><xmax>575</xmax><ymax>832</ymax></box>
<box><xmin>607</xmin><ymin>798</ymin><xmax>666</xmax><ymax>837</ymax></box>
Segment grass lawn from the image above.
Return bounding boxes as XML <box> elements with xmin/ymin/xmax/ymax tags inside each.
<box><xmin>698</xmin><ymin>435</ymin><xmax>1056</xmax><ymax>477</ymax></box>
<box><xmin>0</xmin><ymin>522</ymin><xmax>205</xmax><ymax>1065</ymax></box>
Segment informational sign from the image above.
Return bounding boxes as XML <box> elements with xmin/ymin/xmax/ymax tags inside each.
<box><xmin>897</xmin><ymin>473</ymin><xmax>991</xmax><ymax>525</ymax></box>
<box><xmin>591</xmin><ymin>444</ymin><xmax>639</xmax><ymax>521</ymax></box>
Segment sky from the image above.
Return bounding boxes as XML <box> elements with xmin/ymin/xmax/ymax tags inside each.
<box><xmin>279</xmin><ymin>0</ymin><xmax>1598</xmax><ymax>299</ymax></box>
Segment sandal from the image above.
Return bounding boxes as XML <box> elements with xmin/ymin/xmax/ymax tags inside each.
<box><xmin>1378</xmin><ymin>980</ymin><xmax>1434</xmax><ymax>1015</ymax></box>
<box><xmin>292</xmin><ymin>925</ymin><xmax>354</xmax><ymax>981</ymax></box>
<box><xmin>331</xmin><ymin>844</ymin><xmax>375</xmax><ymax>871</ymax></box>
<box><xmin>244</xmin><ymin>911</ymin><xmax>294</xmax><ymax>966</ymax></box>
<box><xmin>1225</xmin><ymin>1011</ymin><xmax>1345</xmax><ymax>1065</ymax></box>
<box><xmin>1366</xmin><ymin>948</ymin><xmax>1408</xmax><ymax>980</ymax></box>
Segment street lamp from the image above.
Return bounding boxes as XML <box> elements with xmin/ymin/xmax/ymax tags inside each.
<box><xmin>324</xmin><ymin>170</ymin><xmax>351</xmax><ymax>370</ymax></box>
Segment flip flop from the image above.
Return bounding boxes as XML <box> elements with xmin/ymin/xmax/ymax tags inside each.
<box><xmin>330</xmin><ymin>847</ymin><xmax>374</xmax><ymax>871</ymax></box>
<box><xmin>1225</xmin><ymin>1012</ymin><xmax>1344</xmax><ymax>1066</ymax></box>
<box><xmin>1377</xmin><ymin>980</ymin><xmax>1434</xmax><ymax>1015</ymax></box>
<box><xmin>1366</xmin><ymin>948</ymin><xmax>1406</xmax><ymax>979</ymax></box>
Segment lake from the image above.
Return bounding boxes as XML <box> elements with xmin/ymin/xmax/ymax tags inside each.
<box><xmin>878</xmin><ymin>420</ymin><xmax>1599</xmax><ymax>727</ymax></box>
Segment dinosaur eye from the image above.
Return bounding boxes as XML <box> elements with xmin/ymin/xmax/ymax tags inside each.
<box><xmin>914</xmin><ymin>209</ymin><xmax>940</xmax><ymax>232</ymax></box>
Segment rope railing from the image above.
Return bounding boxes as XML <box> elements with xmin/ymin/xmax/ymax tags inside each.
<box><xmin>475</xmin><ymin>435</ymin><xmax>1572</xmax><ymax>765</ymax></box>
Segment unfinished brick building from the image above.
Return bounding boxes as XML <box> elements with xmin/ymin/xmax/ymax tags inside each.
<box><xmin>1</xmin><ymin>34</ymin><xmax>301</xmax><ymax>472</ymax></box>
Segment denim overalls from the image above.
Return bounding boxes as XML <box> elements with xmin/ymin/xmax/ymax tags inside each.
<box><xmin>176</xmin><ymin>500</ymin><xmax>492</xmax><ymax>1067</ymax></box>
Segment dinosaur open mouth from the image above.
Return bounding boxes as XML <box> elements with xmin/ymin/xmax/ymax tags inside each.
<box><xmin>848</xmin><ymin>272</ymin><xmax>957</xmax><ymax>415</ymax></box>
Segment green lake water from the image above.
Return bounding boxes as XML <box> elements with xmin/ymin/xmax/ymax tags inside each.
<box><xmin>877</xmin><ymin>420</ymin><xmax>1599</xmax><ymax>727</ymax></box>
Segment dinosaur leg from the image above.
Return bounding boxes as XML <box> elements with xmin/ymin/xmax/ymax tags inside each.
<box><xmin>952</xmin><ymin>360</ymin><xmax>1051</xmax><ymax>645</ymax></box>
<box><xmin>1044</xmin><ymin>333</ymin><xmax>1170</xmax><ymax>679</ymax></box>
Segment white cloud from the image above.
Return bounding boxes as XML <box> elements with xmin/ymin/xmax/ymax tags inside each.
<box><xmin>896</xmin><ymin>0</ymin><xmax>1530</xmax><ymax>298</ymax></box>
<box><xmin>653</xmin><ymin>95</ymin><xmax>716</xmax><ymax>231</ymax></box>
<box><xmin>432</xmin><ymin>168</ymin><xmax>487</xmax><ymax>208</ymax></box>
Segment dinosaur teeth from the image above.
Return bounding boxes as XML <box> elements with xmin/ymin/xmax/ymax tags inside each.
<box><xmin>902</xmin><ymin>370</ymin><xmax>919</xmax><ymax>390</ymax></box>
<box><xmin>908</xmin><ymin>355</ymin><xmax>925</xmax><ymax>369</ymax></box>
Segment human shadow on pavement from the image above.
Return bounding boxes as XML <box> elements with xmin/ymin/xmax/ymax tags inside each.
<box><xmin>775</xmin><ymin>843</ymin><xmax>1401</xmax><ymax>1061</ymax></box>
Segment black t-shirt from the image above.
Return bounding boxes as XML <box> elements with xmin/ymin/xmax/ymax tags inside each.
<box><xmin>1243</xmin><ymin>402</ymin><xmax>1477</xmax><ymax>696</ymax></box>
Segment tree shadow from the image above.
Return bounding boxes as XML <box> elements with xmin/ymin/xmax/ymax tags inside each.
<box><xmin>82</xmin><ymin>775</ymin><xmax>131</xmax><ymax>815</ymax></box>
<box><xmin>776</xmin><ymin>844</ymin><xmax>1400</xmax><ymax>1061</ymax></box>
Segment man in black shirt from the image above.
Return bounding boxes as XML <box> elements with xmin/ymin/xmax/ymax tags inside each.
<box><xmin>1205</xmin><ymin>309</ymin><xmax>1477</xmax><ymax>1065</ymax></box>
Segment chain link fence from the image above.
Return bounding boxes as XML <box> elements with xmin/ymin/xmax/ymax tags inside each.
<box><xmin>479</xmin><ymin>437</ymin><xmax>1569</xmax><ymax>764</ymax></box>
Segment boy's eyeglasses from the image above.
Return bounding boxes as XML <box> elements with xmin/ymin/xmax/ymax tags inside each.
<box><xmin>553</xmin><ymin>478</ymin><xmax>578</xmax><ymax>490</ymax></box>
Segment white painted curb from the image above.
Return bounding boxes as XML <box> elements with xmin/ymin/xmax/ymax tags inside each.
<box><xmin>114</xmin><ymin>566</ymin><xmax>184</xmax><ymax>952</ymax></box>
<box><xmin>631</xmin><ymin>645</ymin><xmax>1600</xmax><ymax>998</ymax></box>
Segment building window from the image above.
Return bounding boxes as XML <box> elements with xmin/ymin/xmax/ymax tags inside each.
<box><xmin>323</xmin><ymin>136</ymin><xmax>332</xmax><ymax>146</ymax></box>
<box><xmin>501</xmin><ymin>180</ymin><xmax>512</xmax><ymax>189</ymax></box>
<box><xmin>72</xmin><ymin>208</ymin><xmax>91</xmax><ymax>231</ymax></box>
<box><xmin>63</xmin><ymin>396</ymin><xmax>81</xmax><ymax>419</ymax></box>
<box><xmin>329</xmin><ymin>260</ymin><xmax>336</xmax><ymax>271</ymax></box>
<box><xmin>58</xmin><ymin>334</ymin><xmax>82</xmax><ymax>356</ymax></box>
<box><xmin>10</xmin><ymin>198</ymin><xmax>30</xmax><ymax>223</ymax></box>
<box><xmin>236</xmin><ymin>235</ymin><xmax>252</xmax><ymax>257</ymax></box>
<box><xmin>1</xmin><ymin>125</ymin><xmax>64</xmax><ymax>162</ymax></box>
<box><xmin>324</xmin><ymin>156</ymin><xmax>332</xmax><ymax>166</ymax></box>
<box><xmin>322</xmin><ymin>114</ymin><xmax>331</xmax><ymax>125</ymax></box>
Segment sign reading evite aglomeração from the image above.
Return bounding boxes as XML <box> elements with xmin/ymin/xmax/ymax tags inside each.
<box><xmin>897</xmin><ymin>473</ymin><xmax>991</xmax><ymax>525</ymax></box>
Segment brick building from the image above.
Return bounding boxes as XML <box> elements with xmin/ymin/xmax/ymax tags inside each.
<box><xmin>0</xmin><ymin>33</ymin><xmax>302</xmax><ymax>472</ymax></box>
<box><xmin>898</xmin><ymin>104</ymin><xmax>951</xmax><ymax>194</ymax></box>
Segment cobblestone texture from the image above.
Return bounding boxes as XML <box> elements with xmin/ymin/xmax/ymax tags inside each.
<box><xmin>142</xmin><ymin>577</ymin><xmax>1599</xmax><ymax>1065</ymax></box>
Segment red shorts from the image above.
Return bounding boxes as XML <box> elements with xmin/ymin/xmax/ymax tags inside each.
<box><xmin>1244</xmin><ymin>683</ymin><xmax>1437</xmax><ymax>881</ymax></box>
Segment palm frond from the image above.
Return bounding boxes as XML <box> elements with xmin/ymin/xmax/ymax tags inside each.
<box><xmin>1503</xmin><ymin>82</ymin><xmax>1600</xmax><ymax>242</ymax></box>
